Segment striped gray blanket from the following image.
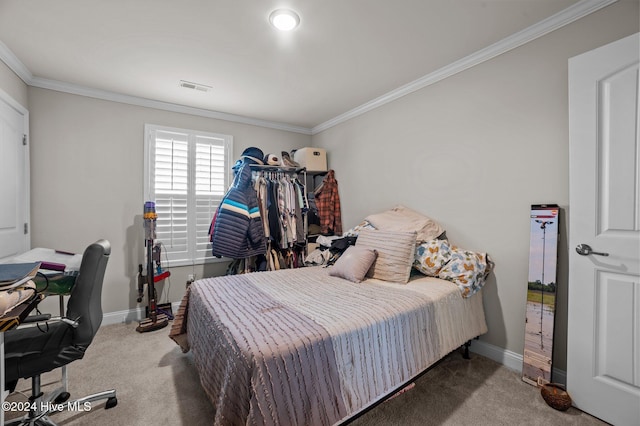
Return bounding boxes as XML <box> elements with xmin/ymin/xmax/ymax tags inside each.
<box><xmin>180</xmin><ymin>266</ymin><xmax>487</xmax><ymax>425</ymax></box>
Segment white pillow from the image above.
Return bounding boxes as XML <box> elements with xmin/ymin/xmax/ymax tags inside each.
<box><xmin>365</xmin><ymin>205</ymin><xmax>444</xmax><ymax>243</ymax></box>
<box><xmin>356</xmin><ymin>229</ymin><xmax>417</xmax><ymax>283</ymax></box>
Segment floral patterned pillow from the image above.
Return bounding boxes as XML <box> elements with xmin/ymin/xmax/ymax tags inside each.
<box><xmin>414</xmin><ymin>239</ymin><xmax>494</xmax><ymax>298</ymax></box>
<box><xmin>413</xmin><ymin>239</ymin><xmax>452</xmax><ymax>276</ymax></box>
<box><xmin>438</xmin><ymin>248</ymin><xmax>494</xmax><ymax>298</ymax></box>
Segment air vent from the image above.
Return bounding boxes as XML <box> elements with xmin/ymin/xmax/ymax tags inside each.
<box><xmin>179</xmin><ymin>80</ymin><xmax>212</xmax><ymax>92</ymax></box>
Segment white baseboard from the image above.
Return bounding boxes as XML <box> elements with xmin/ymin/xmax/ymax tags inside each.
<box><xmin>102</xmin><ymin>302</ymin><xmax>182</xmax><ymax>326</ymax></box>
<box><xmin>469</xmin><ymin>339</ymin><xmax>566</xmax><ymax>385</ymax></box>
<box><xmin>100</xmin><ymin>308</ymin><xmax>566</xmax><ymax>385</ymax></box>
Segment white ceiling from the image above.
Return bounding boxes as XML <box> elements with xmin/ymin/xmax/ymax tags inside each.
<box><xmin>0</xmin><ymin>0</ymin><xmax>593</xmax><ymax>131</ymax></box>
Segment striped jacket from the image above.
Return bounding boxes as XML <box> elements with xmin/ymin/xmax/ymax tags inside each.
<box><xmin>211</xmin><ymin>163</ymin><xmax>266</xmax><ymax>258</ymax></box>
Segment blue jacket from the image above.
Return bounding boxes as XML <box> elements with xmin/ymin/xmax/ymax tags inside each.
<box><xmin>211</xmin><ymin>164</ymin><xmax>266</xmax><ymax>258</ymax></box>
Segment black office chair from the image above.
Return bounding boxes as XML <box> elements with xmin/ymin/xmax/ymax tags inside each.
<box><xmin>4</xmin><ymin>239</ymin><xmax>117</xmax><ymax>426</ymax></box>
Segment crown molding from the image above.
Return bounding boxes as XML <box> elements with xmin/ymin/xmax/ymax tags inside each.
<box><xmin>0</xmin><ymin>39</ymin><xmax>312</xmax><ymax>135</ymax></box>
<box><xmin>0</xmin><ymin>40</ymin><xmax>33</xmax><ymax>82</ymax></box>
<box><xmin>311</xmin><ymin>0</ymin><xmax>618</xmax><ymax>134</ymax></box>
<box><xmin>0</xmin><ymin>0</ymin><xmax>616</xmax><ymax>137</ymax></box>
<box><xmin>28</xmin><ymin>77</ymin><xmax>312</xmax><ymax>135</ymax></box>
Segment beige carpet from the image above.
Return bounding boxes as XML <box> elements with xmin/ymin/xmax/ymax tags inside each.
<box><xmin>6</xmin><ymin>322</ymin><xmax>606</xmax><ymax>425</ymax></box>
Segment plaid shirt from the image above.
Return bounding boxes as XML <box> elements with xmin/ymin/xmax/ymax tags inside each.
<box><xmin>315</xmin><ymin>170</ymin><xmax>342</xmax><ymax>235</ymax></box>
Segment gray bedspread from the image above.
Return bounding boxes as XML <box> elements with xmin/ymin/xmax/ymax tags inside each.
<box><xmin>181</xmin><ymin>266</ymin><xmax>487</xmax><ymax>425</ymax></box>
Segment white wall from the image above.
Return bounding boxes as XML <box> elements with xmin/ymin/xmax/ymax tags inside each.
<box><xmin>0</xmin><ymin>60</ymin><xmax>27</xmax><ymax>108</ymax></box>
<box><xmin>311</xmin><ymin>1</ymin><xmax>639</xmax><ymax>371</ymax></box>
<box><xmin>27</xmin><ymin>87</ymin><xmax>311</xmax><ymax>315</ymax></box>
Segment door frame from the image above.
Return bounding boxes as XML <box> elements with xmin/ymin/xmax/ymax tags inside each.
<box><xmin>0</xmin><ymin>87</ymin><xmax>30</xmax><ymax>258</ymax></box>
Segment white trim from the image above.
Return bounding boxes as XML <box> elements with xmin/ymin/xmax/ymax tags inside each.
<box><xmin>470</xmin><ymin>339</ymin><xmax>567</xmax><ymax>385</ymax></box>
<box><xmin>0</xmin><ymin>0</ymin><xmax>615</xmax><ymax>136</ymax></box>
<box><xmin>22</xmin><ymin>107</ymin><xmax>30</xmax><ymax>253</ymax></box>
<box><xmin>0</xmin><ymin>87</ymin><xmax>30</xmax><ymax>254</ymax></box>
<box><xmin>310</xmin><ymin>0</ymin><xmax>618</xmax><ymax>134</ymax></box>
<box><xmin>0</xmin><ymin>40</ymin><xmax>32</xmax><ymax>83</ymax></box>
<box><xmin>29</xmin><ymin>76</ymin><xmax>312</xmax><ymax>135</ymax></box>
<box><xmin>0</xmin><ymin>87</ymin><xmax>28</xmax><ymax>115</ymax></box>
<box><xmin>101</xmin><ymin>301</ymin><xmax>183</xmax><ymax>326</ymax></box>
<box><xmin>469</xmin><ymin>339</ymin><xmax>524</xmax><ymax>372</ymax></box>
<box><xmin>102</xmin><ymin>307</ymin><xmax>147</xmax><ymax>325</ymax></box>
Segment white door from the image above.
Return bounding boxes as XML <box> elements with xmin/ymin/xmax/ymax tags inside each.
<box><xmin>0</xmin><ymin>92</ymin><xmax>29</xmax><ymax>260</ymax></box>
<box><xmin>568</xmin><ymin>33</ymin><xmax>640</xmax><ymax>426</ymax></box>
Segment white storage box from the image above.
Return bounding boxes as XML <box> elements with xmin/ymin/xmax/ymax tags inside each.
<box><xmin>294</xmin><ymin>147</ymin><xmax>327</xmax><ymax>171</ymax></box>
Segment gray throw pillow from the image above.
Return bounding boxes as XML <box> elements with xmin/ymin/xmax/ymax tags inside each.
<box><xmin>329</xmin><ymin>246</ymin><xmax>378</xmax><ymax>283</ymax></box>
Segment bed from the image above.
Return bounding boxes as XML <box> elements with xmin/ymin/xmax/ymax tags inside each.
<box><xmin>171</xmin><ymin>263</ymin><xmax>488</xmax><ymax>425</ymax></box>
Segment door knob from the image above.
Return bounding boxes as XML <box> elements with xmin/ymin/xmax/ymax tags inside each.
<box><xmin>576</xmin><ymin>244</ymin><xmax>609</xmax><ymax>257</ymax></box>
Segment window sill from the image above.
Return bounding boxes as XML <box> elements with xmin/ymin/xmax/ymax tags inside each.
<box><xmin>166</xmin><ymin>257</ymin><xmax>230</xmax><ymax>268</ymax></box>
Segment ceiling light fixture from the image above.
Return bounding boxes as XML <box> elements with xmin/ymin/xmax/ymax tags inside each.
<box><xmin>269</xmin><ymin>9</ymin><xmax>300</xmax><ymax>31</ymax></box>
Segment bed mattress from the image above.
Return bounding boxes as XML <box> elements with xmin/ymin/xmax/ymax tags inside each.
<box><xmin>184</xmin><ymin>266</ymin><xmax>487</xmax><ymax>425</ymax></box>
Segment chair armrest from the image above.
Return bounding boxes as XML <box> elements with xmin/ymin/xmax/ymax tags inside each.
<box><xmin>58</xmin><ymin>317</ymin><xmax>79</xmax><ymax>328</ymax></box>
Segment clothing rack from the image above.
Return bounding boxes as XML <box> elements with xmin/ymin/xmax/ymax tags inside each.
<box><xmin>250</xmin><ymin>164</ymin><xmax>305</xmax><ymax>173</ymax></box>
<box><xmin>249</xmin><ymin>165</ymin><xmax>309</xmax><ymax>271</ymax></box>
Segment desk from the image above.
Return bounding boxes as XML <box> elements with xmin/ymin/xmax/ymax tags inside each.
<box><xmin>0</xmin><ymin>248</ymin><xmax>80</xmax><ymax>424</ymax></box>
<box><xmin>1</xmin><ymin>248</ymin><xmax>80</xmax><ymax>314</ymax></box>
<box><xmin>0</xmin><ymin>293</ymin><xmax>43</xmax><ymax>424</ymax></box>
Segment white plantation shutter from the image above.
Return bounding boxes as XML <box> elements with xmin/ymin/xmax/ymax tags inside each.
<box><xmin>144</xmin><ymin>124</ymin><xmax>232</xmax><ymax>266</ymax></box>
<box><xmin>154</xmin><ymin>131</ymin><xmax>189</xmax><ymax>260</ymax></box>
<box><xmin>194</xmin><ymin>137</ymin><xmax>226</xmax><ymax>259</ymax></box>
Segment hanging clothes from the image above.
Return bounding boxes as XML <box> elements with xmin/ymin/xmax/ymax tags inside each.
<box><xmin>254</xmin><ymin>170</ymin><xmax>306</xmax><ymax>249</ymax></box>
<box><xmin>210</xmin><ymin>163</ymin><xmax>266</xmax><ymax>259</ymax></box>
<box><xmin>293</xmin><ymin>178</ymin><xmax>305</xmax><ymax>244</ymax></box>
<box><xmin>315</xmin><ymin>170</ymin><xmax>342</xmax><ymax>236</ymax></box>
<box><xmin>252</xmin><ymin>168</ymin><xmax>307</xmax><ymax>271</ymax></box>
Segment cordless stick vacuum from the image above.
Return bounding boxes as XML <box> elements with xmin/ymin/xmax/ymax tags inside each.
<box><xmin>136</xmin><ymin>201</ymin><xmax>170</xmax><ymax>333</ymax></box>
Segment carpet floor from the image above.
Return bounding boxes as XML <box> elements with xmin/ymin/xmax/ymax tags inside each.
<box><xmin>6</xmin><ymin>322</ymin><xmax>607</xmax><ymax>425</ymax></box>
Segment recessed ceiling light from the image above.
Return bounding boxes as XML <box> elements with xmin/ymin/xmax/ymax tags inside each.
<box><xmin>269</xmin><ymin>9</ymin><xmax>300</xmax><ymax>31</ymax></box>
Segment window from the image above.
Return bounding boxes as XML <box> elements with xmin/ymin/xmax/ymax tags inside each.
<box><xmin>144</xmin><ymin>124</ymin><xmax>233</xmax><ymax>266</ymax></box>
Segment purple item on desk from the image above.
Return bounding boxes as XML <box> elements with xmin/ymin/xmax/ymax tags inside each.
<box><xmin>40</xmin><ymin>261</ymin><xmax>66</xmax><ymax>272</ymax></box>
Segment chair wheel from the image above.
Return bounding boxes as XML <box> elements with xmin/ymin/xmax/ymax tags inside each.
<box><xmin>54</xmin><ymin>392</ymin><xmax>71</xmax><ymax>403</ymax></box>
<box><xmin>105</xmin><ymin>396</ymin><xmax>118</xmax><ymax>409</ymax></box>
